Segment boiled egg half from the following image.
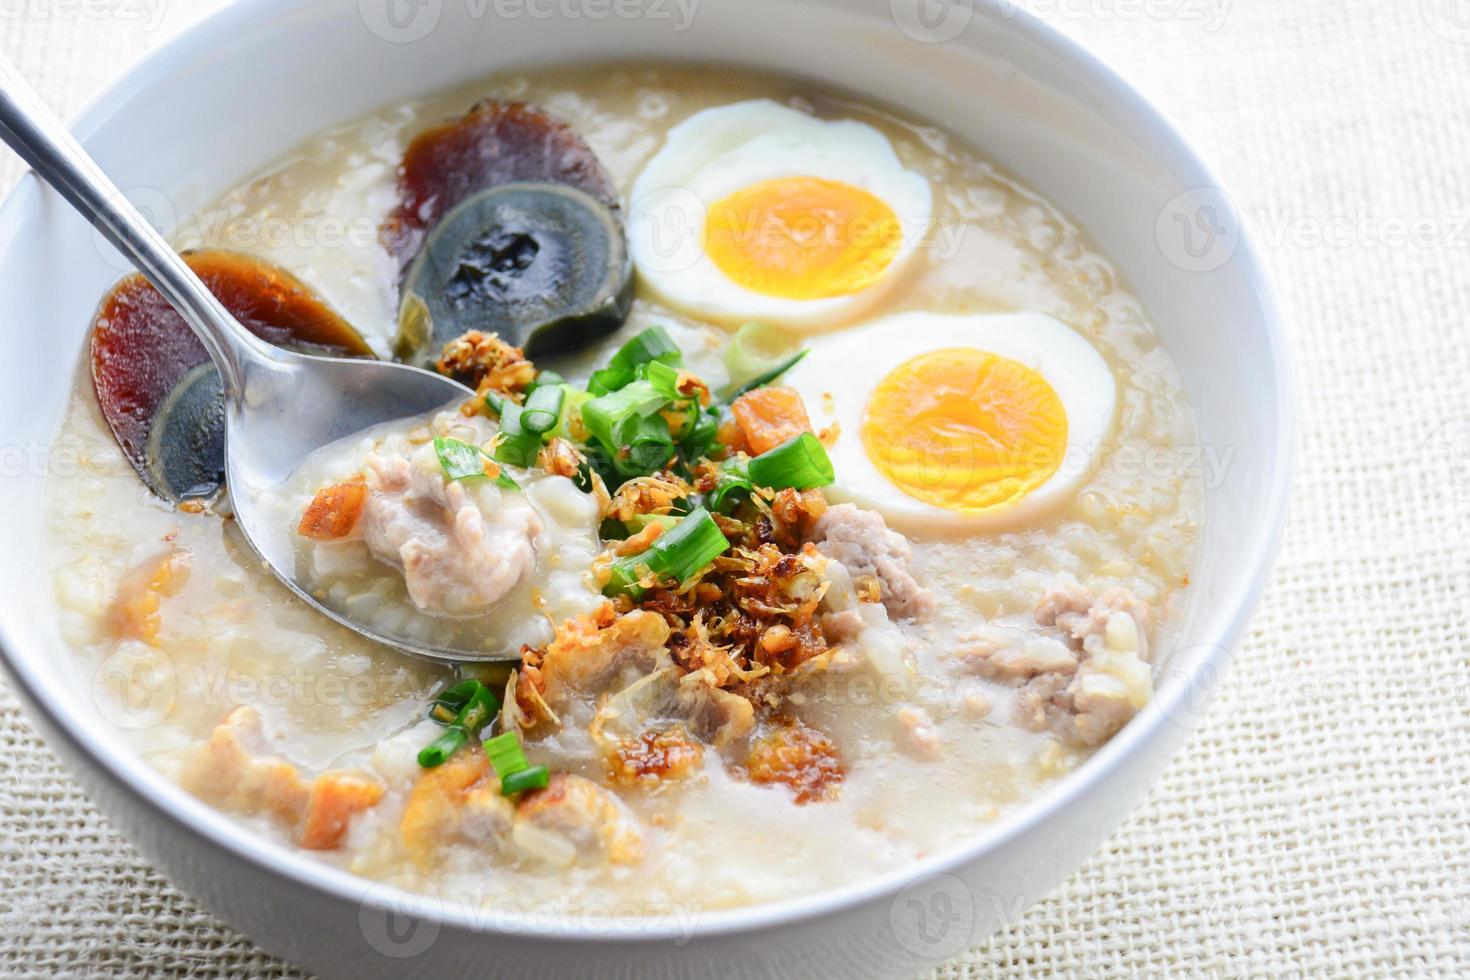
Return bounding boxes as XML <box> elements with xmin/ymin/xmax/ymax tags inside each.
<box><xmin>627</xmin><ymin>100</ymin><xmax>932</xmax><ymax>333</ymax></box>
<box><xmin>783</xmin><ymin>312</ymin><xmax>1117</xmax><ymax>532</ymax></box>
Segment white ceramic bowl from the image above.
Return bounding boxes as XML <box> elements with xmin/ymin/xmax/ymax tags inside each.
<box><xmin>0</xmin><ymin>1</ymin><xmax>1292</xmax><ymax>976</ymax></box>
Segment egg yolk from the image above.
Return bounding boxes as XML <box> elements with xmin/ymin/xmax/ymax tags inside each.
<box><xmin>862</xmin><ymin>348</ymin><xmax>1068</xmax><ymax>512</ymax></box>
<box><xmin>703</xmin><ymin>176</ymin><xmax>903</xmax><ymax>300</ymax></box>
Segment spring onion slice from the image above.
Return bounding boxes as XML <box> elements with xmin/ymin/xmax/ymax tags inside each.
<box><xmin>684</xmin><ymin>408</ymin><xmax>720</xmax><ymax>456</ymax></box>
<box><xmin>431</xmin><ymin>678</ymin><xmax>481</xmax><ymax>716</ymax></box>
<box><xmin>418</xmin><ymin>680</ymin><xmax>504</xmax><ymax>768</ymax></box>
<box><xmin>621</xmin><ymin>413</ymin><xmax>676</xmax><ymax>475</ymax></box>
<box><xmin>582</xmin><ymin>381</ymin><xmax>675</xmax><ymax>479</ymax></box>
<box><xmin>484</xmin><ymin>730</ymin><xmax>530</xmax><ymax>776</ymax></box>
<box><xmin>499</xmin><ymin>765</ymin><xmax>550</xmax><ymax>795</ymax></box>
<box><xmin>434</xmin><ymin>437</ymin><xmax>490</xmax><ymax>481</ymax></box>
<box><xmin>722</xmin><ymin>321</ymin><xmax>799</xmax><ymax>395</ymax></box>
<box><xmin>605</xmin><ymin>506</ymin><xmax>729</xmax><ymax>598</ymax></box>
<box><xmin>456</xmin><ymin>684</ymin><xmax>502</xmax><ymax>734</ymax></box>
<box><xmin>417</xmin><ymin>727</ymin><xmax>468</xmax><ymax>768</ymax></box>
<box><xmin>582</xmin><ymin>380</ymin><xmax>668</xmax><ymax>445</ymax></box>
<box><xmin>489</xmin><ymin>400</ymin><xmax>542</xmax><ymax>468</ymax></box>
<box><xmin>706</xmin><ymin>464</ymin><xmax>754</xmax><ymax>515</ymax></box>
<box><xmin>625</xmin><ymin>513</ymin><xmax>680</xmax><ymax>533</ymax></box>
<box><xmin>589</xmin><ymin>326</ymin><xmax>682</xmax><ymax>394</ymax></box>
<box><xmin>520</xmin><ymin>384</ymin><xmax>565</xmax><ymax>434</ymax></box>
<box><xmin>746</xmin><ymin>432</ymin><xmax>834</xmax><ymax>490</ymax></box>
<box><xmin>433</xmin><ymin>436</ymin><xmax>521</xmax><ymax>490</ymax></box>
<box><xmin>639</xmin><ymin>358</ymin><xmax>683</xmax><ymax>400</ymax></box>
<box><xmin>552</xmin><ymin>387</ymin><xmax>591</xmax><ymax>441</ymax></box>
<box><xmin>720</xmin><ymin>348</ymin><xmax>809</xmax><ymax>404</ymax></box>
<box><xmin>529</xmin><ymin>369</ymin><xmax>565</xmax><ymax>391</ymax></box>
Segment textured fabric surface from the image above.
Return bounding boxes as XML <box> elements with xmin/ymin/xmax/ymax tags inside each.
<box><xmin>2</xmin><ymin>0</ymin><xmax>1468</xmax><ymax>976</ymax></box>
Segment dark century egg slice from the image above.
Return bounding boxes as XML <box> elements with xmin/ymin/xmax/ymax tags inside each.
<box><xmin>90</xmin><ymin>249</ymin><xmax>372</xmax><ymax>503</ymax></box>
<box><xmin>397</xmin><ymin>182</ymin><xmax>632</xmax><ymax>363</ymax></box>
<box><xmin>383</xmin><ymin>100</ymin><xmax>619</xmax><ymax>268</ymax></box>
<box><xmin>383</xmin><ymin>100</ymin><xmax>631</xmax><ymax>365</ymax></box>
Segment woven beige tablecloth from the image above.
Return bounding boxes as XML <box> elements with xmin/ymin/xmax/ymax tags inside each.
<box><xmin>2</xmin><ymin>1</ymin><xmax>1468</xmax><ymax>975</ymax></box>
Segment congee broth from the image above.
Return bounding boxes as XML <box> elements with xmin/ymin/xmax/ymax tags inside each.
<box><xmin>45</xmin><ymin>65</ymin><xmax>1201</xmax><ymax>912</ymax></box>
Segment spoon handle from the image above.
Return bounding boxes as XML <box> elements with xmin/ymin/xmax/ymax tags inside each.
<box><xmin>0</xmin><ymin>53</ymin><xmax>269</xmax><ymax>399</ymax></box>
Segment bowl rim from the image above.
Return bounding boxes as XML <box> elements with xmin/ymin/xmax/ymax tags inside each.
<box><xmin>0</xmin><ymin>0</ymin><xmax>1295</xmax><ymax>946</ymax></box>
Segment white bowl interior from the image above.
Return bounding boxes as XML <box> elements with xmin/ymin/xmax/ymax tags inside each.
<box><xmin>0</xmin><ymin>0</ymin><xmax>1289</xmax><ymax>952</ymax></box>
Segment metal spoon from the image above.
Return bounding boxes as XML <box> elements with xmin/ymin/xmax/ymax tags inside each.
<box><xmin>0</xmin><ymin>57</ymin><xmax>503</xmax><ymax>664</ymax></box>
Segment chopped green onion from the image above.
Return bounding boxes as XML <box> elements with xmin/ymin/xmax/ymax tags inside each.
<box><xmin>417</xmin><ymin>727</ymin><xmax>468</xmax><ymax>768</ymax></box>
<box><xmin>483</xmin><ymin>730</ymin><xmax>530</xmax><ymax>778</ymax></box>
<box><xmin>706</xmin><ymin>463</ymin><xmax>755</xmax><ymax>515</ymax></box>
<box><xmin>722</xmin><ymin>321</ymin><xmax>799</xmax><ymax>395</ymax></box>
<box><xmin>552</xmin><ymin>387</ymin><xmax>591</xmax><ymax>441</ymax></box>
<box><xmin>605</xmin><ymin>506</ymin><xmax>729</xmax><ymax>598</ymax></box>
<box><xmin>582</xmin><ymin>380</ymin><xmax>677</xmax><ymax>477</ymax></box>
<box><xmin>625</xmin><ymin>513</ymin><xmax>680</xmax><ymax>533</ymax></box>
<box><xmin>619</xmin><ymin>325</ymin><xmax>681</xmax><ymax>364</ymax></box>
<box><xmin>490</xmin><ymin>400</ymin><xmax>543</xmax><ymax>468</ymax></box>
<box><xmin>529</xmin><ymin>369</ymin><xmax>565</xmax><ymax>391</ymax></box>
<box><xmin>499</xmin><ymin>765</ymin><xmax>550</xmax><ymax>795</ymax></box>
<box><xmin>433</xmin><ymin>437</ymin><xmax>491</xmax><ymax>481</ymax></box>
<box><xmin>431</xmin><ymin>678</ymin><xmax>481</xmax><ymax>715</ymax></box>
<box><xmin>720</xmin><ymin>348</ymin><xmax>810</xmax><ymax>405</ymax></box>
<box><xmin>419</xmin><ymin>680</ymin><xmax>503</xmax><ymax>768</ymax></box>
<box><xmin>746</xmin><ymin>432</ymin><xmax>834</xmax><ymax>490</ymax></box>
<box><xmin>638</xmin><ymin>358</ymin><xmax>684</xmax><ymax>399</ymax></box>
<box><xmin>520</xmin><ymin>384</ymin><xmax>565</xmax><ymax>435</ymax></box>
<box><xmin>681</xmin><ymin>408</ymin><xmax>720</xmax><ymax>462</ymax></box>
<box><xmin>431</xmin><ymin>437</ymin><xmax>520</xmax><ymax>490</ymax></box>
<box><xmin>621</xmin><ymin>413</ymin><xmax>676</xmax><ymax>475</ymax></box>
<box><xmin>589</xmin><ymin>326</ymin><xmax>682</xmax><ymax>394</ymax></box>
<box><xmin>582</xmin><ymin>380</ymin><xmax>668</xmax><ymax>445</ymax></box>
<box><xmin>483</xmin><ymin>729</ymin><xmax>548</xmax><ymax>796</ymax></box>
<box><xmin>456</xmin><ymin>684</ymin><xmax>502</xmax><ymax>734</ymax></box>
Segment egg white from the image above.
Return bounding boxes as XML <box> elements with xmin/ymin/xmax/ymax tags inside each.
<box><xmin>627</xmin><ymin>100</ymin><xmax>933</xmax><ymax>333</ymax></box>
<box><xmin>784</xmin><ymin>312</ymin><xmax>1118</xmax><ymax>533</ymax></box>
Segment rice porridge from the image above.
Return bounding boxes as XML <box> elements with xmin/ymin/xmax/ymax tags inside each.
<box><xmin>45</xmin><ymin>65</ymin><xmax>1201</xmax><ymax>915</ymax></box>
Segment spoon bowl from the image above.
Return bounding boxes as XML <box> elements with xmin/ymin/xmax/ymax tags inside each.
<box><xmin>223</xmin><ymin>349</ymin><xmax>483</xmax><ymax>663</ymax></box>
<box><xmin>0</xmin><ymin>54</ymin><xmax>491</xmax><ymax>663</ymax></box>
